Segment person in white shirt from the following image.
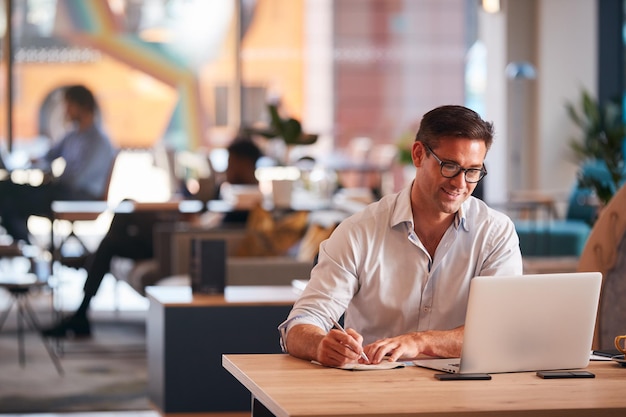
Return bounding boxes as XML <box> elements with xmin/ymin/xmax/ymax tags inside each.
<box><xmin>279</xmin><ymin>105</ymin><xmax>523</xmax><ymax>367</ymax></box>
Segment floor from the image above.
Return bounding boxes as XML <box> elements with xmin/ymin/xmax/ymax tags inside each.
<box><xmin>0</xmin><ymin>261</ymin><xmax>249</xmax><ymax>417</ymax></box>
<box><xmin>1</xmin><ymin>412</ymin><xmax>160</xmax><ymax>417</ymax></box>
<box><xmin>1</xmin><ymin>412</ymin><xmax>249</xmax><ymax>417</ymax></box>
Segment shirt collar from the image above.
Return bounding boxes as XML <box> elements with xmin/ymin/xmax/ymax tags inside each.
<box><xmin>389</xmin><ymin>185</ymin><xmax>414</xmax><ymax>229</ymax></box>
<box><xmin>458</xmin><ymin>202</ymin><xmax>469</xmax><ymax>231</ymax></box>
<box><xmin>390</xmin><ymin>184</ymin><xmax>470</xmax><ymax>232</ymax></box>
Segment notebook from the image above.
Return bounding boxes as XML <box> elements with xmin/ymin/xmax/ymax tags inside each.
<box><xmin>413</xmin><ymin>272</ymin><xmax>602</xmax><ymax>374</ymax></box>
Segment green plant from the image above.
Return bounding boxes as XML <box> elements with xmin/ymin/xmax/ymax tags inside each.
<box><xmin>245</xmin><ymin>102</ymin><xmax>318</xmax><ymax>146</ymax></box>
<box><xmin>395</xmin><ymin>130</ymin><xmax>414</xmax><ymax>165</ymax></box>
<box><xmin>565</xmin><ymin>89</ymin><xmax>626</xmax><ymax>205</ymax></box>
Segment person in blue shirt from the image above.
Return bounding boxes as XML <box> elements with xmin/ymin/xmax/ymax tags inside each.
<box><xmin>0</xmin><ymin>85</ymin><xmax>117</xmax><ymax>245</ymax></box>
<box><xmin>41</xmin><ymin>135</ymin><xmax>262</xmax><ymax>338</ymax></box>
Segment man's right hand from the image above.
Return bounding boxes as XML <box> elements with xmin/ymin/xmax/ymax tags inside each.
<box><xmin>285</xmin><ymin>324</ymin><xmax>366</xmax><ymax>367</ymax></box>
<box><xmin>316</xmin><ymin>328</ymin><xmax>365</xmax><ymax>367</ymax></box>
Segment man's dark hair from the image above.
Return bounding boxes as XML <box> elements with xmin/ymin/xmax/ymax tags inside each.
<box><xmin>227</xmin><ymin>136</ymin><xmax>262</xmax><ymax>163</ymax></box>
<box><xmin>415</xmin><ymin>105</ymin><xmax>494</xmax><ymax>151</ymax></box>
<box><xmin>64</xmin><ymin>85</ymin><xmax>97</xmax><ymax>113</ymax></box>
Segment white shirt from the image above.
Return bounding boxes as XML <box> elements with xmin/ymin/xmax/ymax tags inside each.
<box><xmin>279</xmin><ymin>185</ymin><xmax>523</xmax><ymax>347</ymax></box>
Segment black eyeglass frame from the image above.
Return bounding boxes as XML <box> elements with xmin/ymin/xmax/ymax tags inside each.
<box><xmin>423</xmin><ymin>144</ymin><xmax>487</xmax><ymax>183</ymax></box>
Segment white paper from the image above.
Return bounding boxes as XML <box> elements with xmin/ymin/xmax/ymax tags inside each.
<box><xmin>312</xmin><ymin>360</ymin><xmax>406</xmax><ymax>371</ymax></box>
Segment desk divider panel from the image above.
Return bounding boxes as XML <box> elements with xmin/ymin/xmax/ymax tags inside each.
<box><xmin>147</xmin><ymin>296</ymin><xmax>292</xmax><ymax>413</ymax></box>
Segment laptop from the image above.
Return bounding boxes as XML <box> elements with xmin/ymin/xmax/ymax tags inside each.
<box><xmin>413</xmin><ymin>272</ymin><xmax>602</xmax><ymax>374</ymax></box>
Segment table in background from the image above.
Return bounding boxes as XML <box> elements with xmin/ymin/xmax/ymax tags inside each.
<box><xmin>223</xmin><ymin>354</ymin><xmax>626</xmax><ymax>417</ymax></box>
<box><xmin>522</xmin><ymin>256</ymin><xmax>580</xmax><ymax>274</ymax></box>
<box><xmin>146</xmin><ymin>285</ymin><xmax>298</xmax><ymax>414</ymax></box>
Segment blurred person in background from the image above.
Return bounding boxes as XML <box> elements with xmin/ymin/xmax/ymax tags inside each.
<box><xmin>0</xmin><ymin>85</ymin><xmax>117</xmax><ymax>245</ymax></box>
<box><xmin>42</xmin><ymin>135</ymin><xmax>262</xmax><ymax>338</ymax></box>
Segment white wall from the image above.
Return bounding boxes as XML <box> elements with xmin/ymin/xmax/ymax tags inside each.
<box><xmin>480</xmin><ymin>0</ymin><xmax>597</xmax><ymax>207</ymax></box>
<box><xmin>303</xmin><ymin>0</ymin><xmax>334</xmax><ymax>160</ymax></box>
<box><xmin>535</xmin><ymin>0</ymin><xmax>597</xmax><ymax>196</ymax></box>
<box><xmin>479</xmin><ymin>6</ymin><xmax>508</xmax><ymax>205</ymax></box>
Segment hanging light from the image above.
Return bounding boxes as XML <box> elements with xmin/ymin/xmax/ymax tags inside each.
<box><xmin>481</xmin><ymin>0</ymin><xmax>501</xmax><ymax>14</ymax></box>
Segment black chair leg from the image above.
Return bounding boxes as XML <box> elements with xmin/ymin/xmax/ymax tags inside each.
<box><xmin>0</xmin><ymin>288</ymin><xmax>64</xmax><ymax>375</ymax></box>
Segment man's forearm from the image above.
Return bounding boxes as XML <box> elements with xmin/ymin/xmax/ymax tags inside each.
<box><xmin>285</xmin><ymin>324</ymin><xmax>326</xmax><ymax>362</ymax></box>
<box><xmin>415</xmin><ymin>326</ymin><xmax>464</xmax><ymax>358</ymax></box>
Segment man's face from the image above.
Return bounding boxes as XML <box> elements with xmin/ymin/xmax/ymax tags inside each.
<box><xmin>226</xmin><ymin>154</ymin><xmax>253</xmax><ymax>184</ymax></box>
<box><xmin>64</xmin><ymin>100</ymin><xmax>81</xmax><ymax>123</ymax></box>
<box><xmin>413</xmin><ymin>138</ymin><xmax>486</xmax><ymax>215</ymax></box>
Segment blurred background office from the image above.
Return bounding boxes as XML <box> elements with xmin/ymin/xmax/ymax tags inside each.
<box><xmin>1</xmin><ymin>0</ymin><xmax>625</xmax><ymax>413</ymax></box>
<box><xmin>0</xmin><ymin>1</ymin><xmax>616</xmax><ymax>201</ymax></box>
<box><xmin>0</xmin><ymin>0</ymin><xmax>622</xmax><ymax>257</ymax></box>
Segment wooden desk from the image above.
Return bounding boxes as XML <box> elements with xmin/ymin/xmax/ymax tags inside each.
<box><xmin>223</xmin><ymin>354</ymin><xmax>626</xmax><ymax>417</ymax></box>
<box><xmin>146</xmin><ymin>286</ymin><xmax>298</xmax><ymax>414</ymax></box>
<box><xmin>115</xmin><ymin>199</ymin><xmax>204</xmax><ymax>214</ymax></box>
<box><xmin>51</xmin><ymin>199</ymin><xmax>204</xmax><ymax>214</ymax></box>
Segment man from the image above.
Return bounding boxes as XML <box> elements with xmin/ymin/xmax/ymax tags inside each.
<box><xmin>278</xmin><ymin>105</ymin><xmax>523</xmax><ymax>367</ymax></box>
<box><xmin>42</xmin><ymin>135</ymin><xmax>263</xmax><ymax>338</ymax></box>
<box><xmin>0</xmin><ymin>85</ymin><xmax>116</xmax><ymax>244</ymax></box>
<box><xmin>219</xmin><ymin>137</ymin><xmax>263</xmax><ymax>224</ymax></box>
<box><xmin>224</xmin><ymin>138</ymin><xmax>262</xmax><ymax>185</ymax></box>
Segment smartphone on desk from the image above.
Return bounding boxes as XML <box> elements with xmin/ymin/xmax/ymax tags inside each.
<box><xmin>435</xmin><ymin>373</ymin><xmax>491</xmax><ymax>381</ymax></box>
<box><xmin>536</xmin><ymin>371</ymin><xmax>595</xmax><ymax>379</ymax></box>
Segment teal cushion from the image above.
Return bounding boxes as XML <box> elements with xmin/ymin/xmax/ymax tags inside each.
<box><xmin>514</xmin><ymin>219</ymin><xmax>591</xmax><ymax>257</ymax></box>
<box><xmin>566</xmin><ymin>187</ymin><xmax>597</xmax><ymax>224</ymax></box>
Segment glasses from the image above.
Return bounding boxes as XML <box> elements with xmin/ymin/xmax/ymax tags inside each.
<box><xmin>424</xmin><ymin>144</ymin><xmax>487</xmax><ymax>183</ymax></box>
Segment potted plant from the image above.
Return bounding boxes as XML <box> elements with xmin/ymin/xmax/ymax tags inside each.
<box><xmin>566</xmin><ymin>89</ymin><xmax>626</xmax><ymax>206</ymax></box>
<box><xmin>244</xmin><ymin>100</ymin><xmax>319</xmax><ymax>207</ymax></box>
<box><xmin>245</xmin><ymin>99</ymin><xmax>318</xmax><ymax>165</ymax></box>
<box><xmin>395</xmin><ymin>130</ymin><xmax>414</xmax><ymax>166</ymax></box>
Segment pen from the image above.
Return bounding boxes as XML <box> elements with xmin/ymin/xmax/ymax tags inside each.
<box><xmin>592</xmin><ymin>350</ymin><xmax>615</xmax><ymax>358</ymax></box>
<box><xmin>329</xmin><ymin>317</ymin><xmax>370</xmax><ymax>363</ymax></box>
<box><xmin>592</xmin><ymin>350</ymin><xmax>625</xmax><ymax>359</ymax></box>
